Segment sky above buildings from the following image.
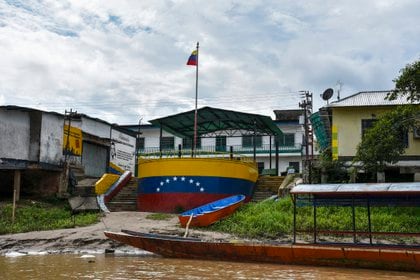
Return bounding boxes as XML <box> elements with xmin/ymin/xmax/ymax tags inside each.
<box><xmin>0</xmin><ymin>0</ymin><xmax>419</xmax><ymax>124</ymax></box>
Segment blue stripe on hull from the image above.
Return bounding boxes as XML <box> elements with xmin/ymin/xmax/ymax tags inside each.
<box><xmin>139</xmin><ymin>176</ymin><xmax>255</xmax><ymax>196</ymax></box>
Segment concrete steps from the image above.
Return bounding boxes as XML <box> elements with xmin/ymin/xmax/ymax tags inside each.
<box><xmin>252</xmin><ymin>176</ymin><xmax>285</xmax><ymax>202</ymax></box>
<box><xmin>106</xmin><ymin>178</ymin><xmax>138</xmax><ymax>212</ymax></box>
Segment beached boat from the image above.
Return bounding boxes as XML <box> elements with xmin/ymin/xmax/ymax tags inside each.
<box><xmin>178</xmin><ymin>194</ymin><xmax>245</xmax><ymax>227</ymax></box>
<box><xmin>104</xmin><ymin>230</ymin><xmax>420</xmax><ymax>272</ymax></box>
<box><xmin>137</xmin><ymin>158</ymin><xmax>258</xmax><ymax>213</ymax></box>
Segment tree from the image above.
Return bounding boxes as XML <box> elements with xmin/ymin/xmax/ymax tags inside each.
<box><xmin>354</xmin><ymin>105</ymin><xmax>418</xmax><ymax>175</ymax></box>
<box><xmin>386</xmin><ymin>59</ymin><xmax>420</xmax><ymax>102</ymax></box>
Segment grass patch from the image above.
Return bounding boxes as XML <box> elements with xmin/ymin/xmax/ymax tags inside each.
<box><xmin>146</xmin><ymin>213</ymin><xmax>174</xmax><ymax>220</ymax></box>
<box><xmin>210</xmin><ymin>197</ymin><xmax>420</xmax><ymax>241</ymax></box>
<box><xmin>0</xmin><ymin>198</ymin><xmax>100</xmax><ymax>235</ymax></box>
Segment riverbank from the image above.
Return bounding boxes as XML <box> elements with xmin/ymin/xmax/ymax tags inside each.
<box><xmin>0</xmin><ymin>211</ymin><xmax>235</xmax><ymax>255</ymax></box>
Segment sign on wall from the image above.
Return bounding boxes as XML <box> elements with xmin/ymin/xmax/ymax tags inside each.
<box><xmin>63</xmin><ymin>124</ymin><xmax>82</xmax><ymax>156</ymax></box>
<box><xmin>110</xmin><ymin>129</ymin><xmax>136</xmax><ymax>173</ymax></box>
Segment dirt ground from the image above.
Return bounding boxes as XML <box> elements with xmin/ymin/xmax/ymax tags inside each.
<box><xmin>0</xmin><ymin>212</ymin><xmax>235</xmax><ymax>255</ymax></box>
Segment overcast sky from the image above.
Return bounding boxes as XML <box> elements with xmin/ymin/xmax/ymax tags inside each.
<box><xmin>0</xmin><ymin>0</ymin><xmax>419</xmax><ymax>124</ymax></box>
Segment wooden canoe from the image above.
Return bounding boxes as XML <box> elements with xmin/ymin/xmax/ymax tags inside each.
<box><xmin>178</xmin><ymin>194</ymin><xmax>245</xmax><ymax>227</ymax></box>
<box><xmin>104</xmin><ymin>230</ymin><xmax>420</xmax><ymax>272</ymax></box>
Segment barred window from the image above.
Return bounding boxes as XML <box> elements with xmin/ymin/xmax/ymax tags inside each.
<box><xmin>242</xmin><ymin>135</ymin><xmax>262</xmax><ymax>148</ymax></box>
<box><xmin>182</xmin><ymin>137</ymin><xmax>201</xmax><ymax>149</ymax></box>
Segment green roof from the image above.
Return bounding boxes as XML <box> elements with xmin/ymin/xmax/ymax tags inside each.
<box><xmin>149</xmin><ymin>106</ymin><xmax>283</xmax><ymax>139</ymax></box>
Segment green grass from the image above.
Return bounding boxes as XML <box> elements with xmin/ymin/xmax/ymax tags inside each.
<box><xmin>210</xmin><ymin>197</ymin><xmax>420</xmax><ymax>240</ymax></box>
<box><xmin>146</xmin><ymin>213</ymin><xmax>174</xmax><ymax>220</ymax></box>
<box><xmin>0</xmin><ymin>198</ymin><xmax>100</xmax><ymax>235</ymax></box>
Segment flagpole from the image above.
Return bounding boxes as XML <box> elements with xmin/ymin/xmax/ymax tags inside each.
<box><xmin>193</xmin><ymin>41</ymin><xmax>199</xmax><ymax>157</ymax></box>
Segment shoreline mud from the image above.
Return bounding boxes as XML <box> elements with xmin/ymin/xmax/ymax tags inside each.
<box><xmin>0</xmin><ymin>212</ymin><xmax>235</xmax><ymax>256</ymax></box>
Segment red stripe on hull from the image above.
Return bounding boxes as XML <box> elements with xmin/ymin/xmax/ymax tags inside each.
<box><xmin>138</xmin><ymin>193</ymin><xmax>251</xmax><ymax>213</ymax></box>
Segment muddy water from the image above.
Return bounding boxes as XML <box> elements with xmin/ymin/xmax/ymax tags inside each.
<box><xmin>0</xmin><ymin>254</ymin><xmax>419</xmax><ymax>280</ymax></box>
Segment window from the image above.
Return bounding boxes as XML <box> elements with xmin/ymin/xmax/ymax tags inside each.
<box><xmin>398</xmin><ymin>129</ymin><xmax>409</xmax><ymax>148</ymax></box>
<box><xmin>182</xmin><ymin>137</ymin><xmax>201</xmax><ymax>149</ymax></box>
<box><xmin>361</xmin><ymin>119</ymin><xmax>377</xmax><ymax>136</ymax></box>
<box><xmin>137</xmin><ymin>137</ymin><xmax>145</xmax><ymax>150</ymax></box>
<box><xmin>215</xmin><ymin>136</ymin><xmax>227</xmax><ymax>152</ymax></box>
<box><xmin>160</xmin><ymin>137</ymin><xmax>174</xmax><ymax>149</ymax></box>
<box><xmin>242</xmin><ymin>135</ymin><xmax>262</xmax><ymax>148</ymax></box>
<box><xmin>280</xmin><ymin>133</ymin><xmax>295</xmax><ymax>146</ymax></box>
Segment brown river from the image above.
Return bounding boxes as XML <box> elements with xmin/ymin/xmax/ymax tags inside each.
<box><xmin>1</xmin><ymin>254</ymin><xmax>419</xmax><ymax>280</ymax></box>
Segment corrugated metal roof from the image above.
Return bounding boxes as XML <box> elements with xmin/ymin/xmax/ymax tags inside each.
<box><xmin>327</xmin><ymin>91</ymin><xmax>419</xmax><ymax>108</ymax></box>
<box><xmin>290</xmin><ymin>182</ymin><xmax>420</xmax><ymax>194</ymax></box>
<box><xmin>149</xmin><ymin>106</ymin><xmax>283</xmax><ymax>138</ymax></box>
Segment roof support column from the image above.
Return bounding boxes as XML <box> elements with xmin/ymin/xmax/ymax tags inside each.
<box><xmin>352</xmin><ymin>196</ymin><xmax>356</xmax><ymax>243</ymax></box>
<box><xmin>253</xmin><ymin>120</ymin><xmax>256</xmax><ymax>162</ymax></box>
<box><xmin>367</xmin><ymin>198</ymin><xmax>372</xmax><ymax>245</ymax></box>
<box><xmin>293</xmin><ymin>195</ymin><xmax>296</xmax><ymax>244</ymax></box>
<box><xmin>275</xmin><ymin>138</ymin><xmax>279</xmax><ymax>176</ymax></box>
<box><xmin>313</xmin><ymin>196</ymin><xmax>317</xmax><ymax>244</ymax></box>
<box><xmin>269</xmin><ymin>136</ymin><xmax>272</xmax><ymax>169</ymax></box>
<box><xmin>159</xmin><ymin>124</ymin><xmax>163</xmax><ymax>158</ymax></box>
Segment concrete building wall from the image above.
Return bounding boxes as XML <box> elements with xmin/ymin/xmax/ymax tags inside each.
<box><xmin>0</xmin><ymin>110</ymin><xmax>30</xmax><ymax>160</ymax></box>
<box><xmin>81</xmin><ymin>116</ymin><xmax>111</xmax><ymax>139</ymax></box>
<box><xmin>40</xmin><ymin>113</ymin><xmax>64</xmax><ymax>164</ymax></box>
<box><xmin>332</xmin><ymin>106</ymin><xmax>420</xmax><ymax>157</ymax></box>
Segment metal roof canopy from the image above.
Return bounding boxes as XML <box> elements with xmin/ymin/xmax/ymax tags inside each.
<box><xmin>291</xmin><ymin>182</ymin><xmax>420</xmax><ymax>195</ymax></box>
<box><xmin>290</xmin><ymin>183</ymin><xmax>420</xmax><ymax>245</ymax></box>
<box><xmin>290</xmin><ymin>182</ymin><xmax>420</xmax><ymax>207</ymax></box>
<box><xmin>149</xmin><ymin>106</ymin><xmax>283</xmax><ymax>139</ymax></box>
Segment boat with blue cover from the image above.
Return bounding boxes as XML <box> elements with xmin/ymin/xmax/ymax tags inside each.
<box><xmin>178</xmin><ymin>194</ymin><xmax>246</xmax><ymax>227</ymax></box>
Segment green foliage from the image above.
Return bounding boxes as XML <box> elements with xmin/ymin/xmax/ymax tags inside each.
<box><xmin>211</xmin><ymin>198</ymin><xmax>294</xmax><ymax>238</ymax></box>
<box><xmin>146</xmin><ymin>213</ymin><xmax>174</xmax><ymax>220</ymax></box>
<box><xmin>0</xmin><ymin>199</ymin><xmax>99</xmax><ymax>235</ymax></box>
<box><xmin>387</xmin><ymin>59</ymin><xmax>420</xmax><ymax>102</ymax></box>
<box><xmin>311</xmin><ymin>148</ymin><xmax>349</xmax><ymax>183</ymax></box>
<box><xmin>210</xmin><ymin>197</ymin><xmax>420</xmax><ymax>240</ymax></box>
<box><xmin>354</xmin><ymin>105</ymin><xmax>418</xmax><ymax>174</ymax></box>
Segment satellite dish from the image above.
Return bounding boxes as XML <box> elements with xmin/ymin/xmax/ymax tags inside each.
<box><xmin>322</xmin><ymin>88</ymin><xmax>334</xmax><ymax>101</ymax></box>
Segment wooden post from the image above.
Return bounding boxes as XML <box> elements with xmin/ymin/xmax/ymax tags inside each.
<box><xmin>14</xmin><ymin>170</ymin><xmax>21</xmax><ymax>202</ymax></box>
<box><xmin>12</xmin><ymin>189</ymin><xmax>16</xmax><ymax>223</ymax></box>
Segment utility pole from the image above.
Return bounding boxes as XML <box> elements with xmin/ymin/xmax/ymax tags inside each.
<box><xmin>64</xmin><ymin>109</ymin><xmax>78</xmax><ymax>163</ymax></box>
<box><xmin>299</xmin><ymin>91</ymin><xmax>313</xmax><ymax>183</ymax></box>
<box><xmin>135</xmin><ymin>117</ymin><xmax>143</xmax><ymax>177</ymax></box>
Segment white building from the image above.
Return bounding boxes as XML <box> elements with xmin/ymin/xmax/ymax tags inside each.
<box><xmin>122</xmin><ymin>108</ymin><xmax>304</xmax><ymax>176</ymax></box>
<box><xmin>0</xmin><ymin>106</ymin><xmax>136</xmax><ymax>198</ymax></box>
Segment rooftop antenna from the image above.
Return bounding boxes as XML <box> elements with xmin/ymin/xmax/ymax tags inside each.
<box><xmin>336</xmin><ymin>80</ymin><xmax>343</xmax><ymax>101</ymax></box>
<box><xmin>321</xmin><ymin>88</ymin><xmax>334</xmax><ymax>105</ymax></box>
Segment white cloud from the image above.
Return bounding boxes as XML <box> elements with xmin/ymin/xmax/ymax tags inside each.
<box><xmin>0</xmin><ymin>0</ymin><xmax>419</xmax><ymax>123</ymax></box>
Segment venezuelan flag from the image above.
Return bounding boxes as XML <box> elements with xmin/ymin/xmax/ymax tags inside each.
<box><xmin>187</xmin><ymin>50</ymin><xmax>198</xmax><ymax>66</ymax></box>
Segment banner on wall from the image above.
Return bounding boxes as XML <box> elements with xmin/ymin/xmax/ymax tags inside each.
<box><xmin>110</xmin><ymin>129</ymin><xmax>136</xmax><ymax>173</ymax></box>
<box><xmin>63</xmin><ymin>124</ymin><xmax>82</xmax><ymax>156</ymax></box>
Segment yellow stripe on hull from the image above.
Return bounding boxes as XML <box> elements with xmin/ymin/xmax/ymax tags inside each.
<box><xmin>138</xmin><ymin>158</ymin><xmax>258</xmax><ymax>182</ymax></box>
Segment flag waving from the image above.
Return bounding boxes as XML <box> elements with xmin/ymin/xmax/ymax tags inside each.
<box><xmin>186</xmin><ymin>50</ymin><xmax>198</xmax><ymax>66</ymax></box>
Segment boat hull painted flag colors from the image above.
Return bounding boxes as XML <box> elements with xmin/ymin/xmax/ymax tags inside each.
<box><xmin>187</xmin><ymin>50</ymin><xmax>198</xmax><ymax>66</ymax></box>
